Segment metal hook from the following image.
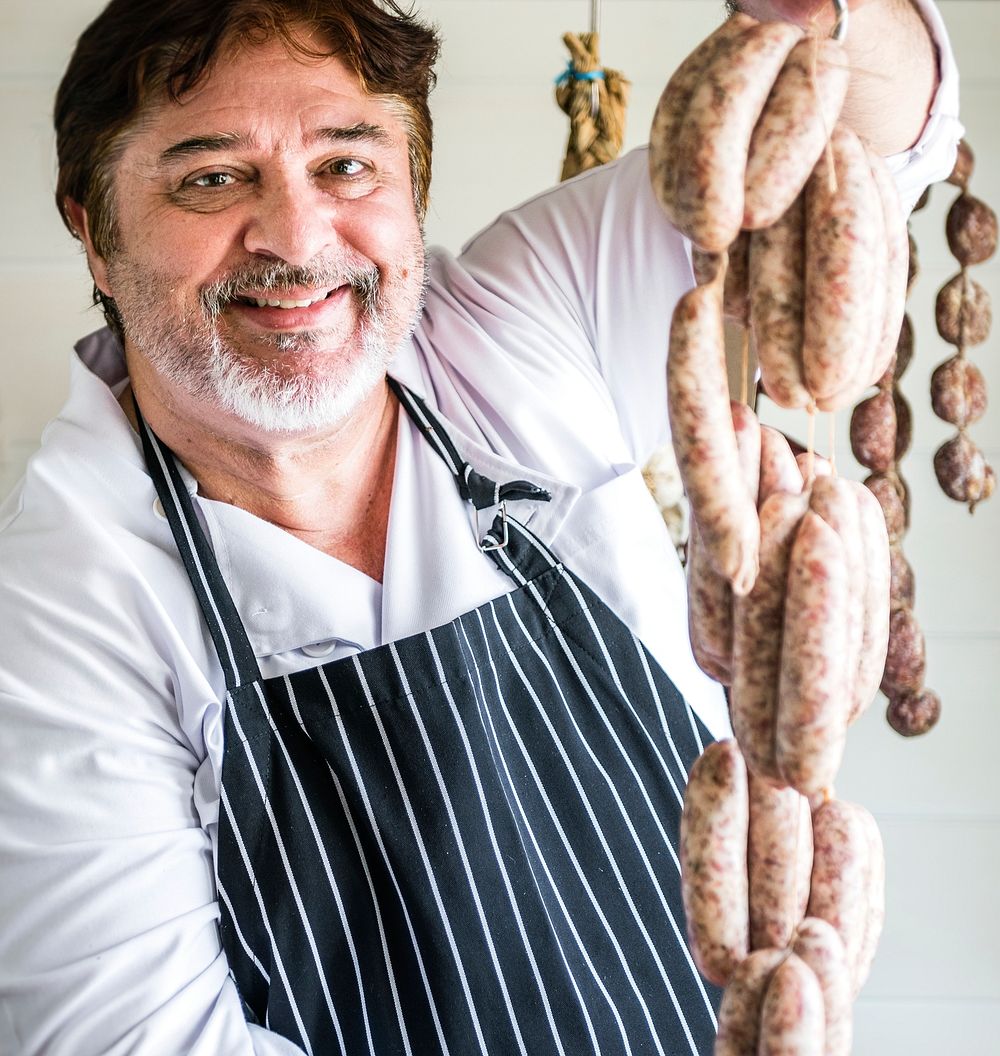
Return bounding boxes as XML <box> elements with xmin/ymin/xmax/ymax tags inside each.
<box><xmin>831</xmin><ymin>0</ymin><xmax>848</xmax><ymax>42</ymax></box>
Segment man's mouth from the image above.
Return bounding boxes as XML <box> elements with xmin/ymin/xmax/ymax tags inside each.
<box><xmin>234</xmin><ymin>287</ymin><xmax>338</xmax><ymax>310</ymax></box>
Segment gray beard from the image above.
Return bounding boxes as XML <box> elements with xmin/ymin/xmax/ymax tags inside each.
<box><xmin>111</xmin><ymin>252</ymin><xmax>425</xmax><ymax>434</ymax></box>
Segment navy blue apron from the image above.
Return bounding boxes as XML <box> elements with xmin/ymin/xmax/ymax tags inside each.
<box><xmin>137</xmin><ymin>381</ymin><xmax>721</xmax><ymax>1056</ymax></box>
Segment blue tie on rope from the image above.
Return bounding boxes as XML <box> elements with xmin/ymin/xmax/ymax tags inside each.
<box><xmin>554</xmin><ymin>61</ymin><xmax>606</xmax><ymax>86</ymax></box>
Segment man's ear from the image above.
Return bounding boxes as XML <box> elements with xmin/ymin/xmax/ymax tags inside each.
<box><xmin>64</xmin><ymin>198</ymin><xmax>112</xmax><ymax>298</ymax></box>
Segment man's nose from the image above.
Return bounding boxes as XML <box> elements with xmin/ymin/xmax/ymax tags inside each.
<box><xmin>242</xmin><ymin>178</ymin><xmax>339</xmax><ymax>265</ymax></box>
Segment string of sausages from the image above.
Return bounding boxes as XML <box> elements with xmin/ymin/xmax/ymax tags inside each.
<box><xmin>648</xmin><ymin>13</ymin><xmax>892</xmax><ymax>1052</ymax></box>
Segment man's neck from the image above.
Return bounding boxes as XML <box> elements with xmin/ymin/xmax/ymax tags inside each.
<box><xmin>120</xmin><ymin>374</ymin><xmax>400</xmax><ymax>584</ymax></box>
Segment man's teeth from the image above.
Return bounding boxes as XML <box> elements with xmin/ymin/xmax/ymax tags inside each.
<box><xmin>249</xmin><ymin>291</ymin><xmax>331</xmax><ymax>309</ymax></box>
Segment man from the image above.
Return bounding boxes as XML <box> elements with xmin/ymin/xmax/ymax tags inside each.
<box><xmin>0</xmin><ymin>0</ymin><xmax>959</xmax><ymax>1052</ymax></box>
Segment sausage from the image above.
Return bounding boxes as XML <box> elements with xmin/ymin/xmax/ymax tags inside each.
<box><xmin>732</xmin><ymin>399</ymin><xmax>762</xmax><ymax>504</ymax></box>
<box><xmin>803</xmin><ymin>124</ymin><xmax>881</xmax><ymax>405</ymax></box>
<box><xmin>750</xmin><ymin>195</ymin><xmax>810</xmax><ymax>409</ymax></box>
<box><xmin>744</xmin><ymin>36</ymin><xmax>850</xmax><ymax>230</ymax></box>
<box><xmin>776</xmin><ymin>512</ymin><xmax>849</xmax><ymax>795</ymax></box>
<box><xmin>680</xmin><ymin>739</ymin><xmax>750</xmax><ymax>986</ymax></box>
<box><xmin>791</xmin><ymin>918</ymin><xmax>852</xmax><ymax>1056</ymax></box>
<box><xmin>758</xmin><ymin>953</ymin><xmax>825</xmax><ymax>1056</ymax></box>
<box><xmin>748</xmin><ymin>772</ymin><xmax>813</xmax><ymax>950</ymax></box>
<box><xmin>853</xmin><ymin>807</ymin><xmax>886</xmax><ymax>996</ymax></box>
<box><xmin>865</xmin><ymin>146</ymin><xmax>910</xmax><ymax>387</ymax></box>
<box><xmin>672</xmin><ymin>20</ymin><xmax>803</xmax><ymax>252</ymax></box>
<box><xmin>807</xmin><ymin>799</ymin><xmax>870</xmax><ymax>987</ymax></box>
<box><xmin>649</xmin><ymin>14</ymin><xmax>757</xmax><ymax>226</ymax></box>
<box><xmin>731</xmin><ymin>491</ymin><xmax>810</xmax><ymax>783</ymax></box>
<box><xmin>686</xmin><ymin>517</ymin><xmax>733</xmax><ymax>684</ymax></box>
<box><xmin>668</xmin><ymin>273</ymin><xmax>760</xmax><ymax>594</ymax></box>
<box><xmin>795</xmin><ymin>451</ymin><xmax>832</xmax><ymax>486</ymax></box>
<box><xmin>807</xmin><ymin>477</ymin><xmax>865</xmax><ymax>722</ymax></box>
<box><xmin>715</xmin><ymin>948</ymin><xmax>786</xmax><ymax>1056</ymax></box>
<box><xmin>851</xmin><ymin>482</ymin><xmax>892</xmax><ymax>723</ymax></box>
<box><xmin>759</xmin><ymin>426</ymin><xmax>803</xmax><ymax>504</ymax></box>
<box><xmin>692</xmin><ymin>232</ymin><xmax>752</xmax><ymax>325</ymax></box>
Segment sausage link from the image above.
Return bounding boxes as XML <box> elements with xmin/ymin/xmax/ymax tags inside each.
<box><xmin>649</xmin><ymin>14</ymin><xmax>756</xmax><ymax>226</ymax></box>
<box><xmin>669</xmin><ymin>275</ymin><xmax>760</xmax><ymax>594</ymax></box>
<box><xmin>715</xmin><ymin>947</ymin><xmax>786</xmax><ymax>1056</ymax></box>
<box><xmin>748</xmin><ymin>772</ymin><xmax>813</xmax><ymax>950</ymax></box>
<box><xmin>791</xmin><ymin>918</ymin><xmax>852</xmax><ymax>1056</ymax></box>
<box><xmin>759</xmin><ymin>426</ymin><xmax>804</xmax><ymax>505</ymax></box>
<box><xmin>807</xmin><ymin>477</ymin><xmax>866</xmax><ymax>721</ymax></box>
<box><xmin>865</xmin><ymin>145</ymin><xmax>910</xmax><ymax>387</ymax></box>
<box><xmin>803</xmin><ymin>124</ymin><xmax>881</xmax><ymax>405</ymax></box>
<box><xmin>750</xmin><ymin>195</ymin><xmax>810</xmax><ymax>409</ymax></box>
<box><xmin>680</xmin><ymin>739</ymin><xmax>750</xmax><ymax>986</ymax></box>
<box><xmin>807</xmin><ymin>799</ymin><xmax>871</xmax><ymax>986</ymax></box>
<box><xmin>849</xmin><ymin>480</ymin><xmax>892</xmax><ymax>722</ymax></box>
<box><xmin>731</xmin><ymin>491</ymin><xmax>810</xmax><ymax>782</ymax></box>
<box><xmin>776</xmin><ymin>512</ymin><xmax>850</xmax><ymax>795</ymax></box>
<box><xmin>795</xmin><ymin>451</ymin><xmax>832</xmax><ymax>487</ymax></box>
<box><xmin>686</xmin><ymin>517</ymin><xmax>733</xmax><ymax>684</ymax></box>
<box><xmin>744</xmin><ymin>36</ymin><xmax>850</xmax><ymax>230</ymax></box>
<box><xmin>673</xmin><ymin>20</ymin><xmax>803</xmax><ymax>252</ymax></box>
<box><xmin>759</xmin><ymin>953</ymin><xmax>825</xmax><ymax>1056</ymax></box>
<box><xmin>853</xmin><ymin>806</ymin><xmax>886</xmax><ymax>996</ymax></box>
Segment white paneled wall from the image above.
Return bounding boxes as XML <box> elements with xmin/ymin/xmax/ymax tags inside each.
<box><xmin>1</xmin><ymin>0</ymin><xmax>998</xmax><ymax>1050</ymax></box>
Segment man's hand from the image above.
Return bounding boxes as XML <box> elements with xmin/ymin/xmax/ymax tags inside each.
<box><xmin>733</xmin><ymin>0</ymin><xmax>939</xmax><ymax>156</ymax></box>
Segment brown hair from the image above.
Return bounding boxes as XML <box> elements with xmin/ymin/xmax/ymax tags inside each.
<box><xmin>55</xmin><ymin>0</ymin><xmax>440</xmax><ymax>328</ymax></box>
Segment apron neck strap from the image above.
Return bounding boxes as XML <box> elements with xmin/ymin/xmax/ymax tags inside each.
<box><xmin>388</xmin><ymin>378</ymin><xmax>551</xmax><ymax>511</ymax></box>
<box><xmin>135</xmin><ymin>400</ymin><xmax>263</xmax><ymax>692</ymax></box>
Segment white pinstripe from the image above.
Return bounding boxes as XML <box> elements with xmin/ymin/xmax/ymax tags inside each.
<box><xmin>391</xmin><ymin>640</ymin><xmax>535</xmax><ymax>1056</ymax></box>
<box><xmin>462</xmin><ymin>609</ymin><xmax>634</xmax><ymax>1056</ymax></box>
<box><xmin>321</xmin><ymin>664</ymin><xmax>452</xmax><ymax>1056</ymax></box>
<box><xmin>227</xmin><ymin>693</ymin><xmax>347</xmax><ymax>1054</ymax></box>
<box><xmin>311</xmin><ymin>670</ymin><xmax>416</xmax><ymax>1056</ymax></box>
<box><xmin>423</xmin><ymin>629</ymin><xmax>583</xmax><ymax>1056</ymax></box>
<box><xmin>217</xmin><ymin>880</ymin><xmax>270</xmax><ymax>985</ymax></box>
<box><xmin>278</xmin><ymin>677</ymin><xmax>378</xmax><ymax>1056</ymax></box>
<box><xmin>220</xmin><ymin>785</ymin><xmax>313</xmax><ymax>1054</ymax></box>
<box><xmin>354</xmin><ymin>656</ymin><xmax>491</xmax><ymax>1056</ymax></box>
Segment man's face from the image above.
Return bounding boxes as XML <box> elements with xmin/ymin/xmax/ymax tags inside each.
<box><xmin>86</xmin><ymin>33</ymin><xmax>426</xmax><ymax>434</ymax></box>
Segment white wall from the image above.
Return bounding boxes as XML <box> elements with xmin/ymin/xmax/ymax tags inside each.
<box><xmin>1</xmin><ymin>1</ymin><xmax>998</xmax><ymax>1050</ymax></box>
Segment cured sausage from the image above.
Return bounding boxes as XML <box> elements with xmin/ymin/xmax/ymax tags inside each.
<box><xmin>776</xmin><ymin>512</ymin><xmax>849</xmax><ymax>795</ymax></box>
<box><xmin>672</xmin><ymin>19</ymin><xmax>803</xmax><ymax>252</ymax></box>
<box><xmin>851</xmin><ymin>482</ymin><xmax>892</xmax><ymax>722</ymax></box>
<box><xmin>731</xmin><ymin>491</ymin><xmax>810</xmax><ymax>783</ymax></box>
<box><xmin>759</xmin><ymin>953</ymin><xmax>825</xmax><ymax>1056</ymax></box>
<box><xmin>649</xmin><ymin>14</ymin><xmax>756</xmax><ymax>226</ymax></box>
<box><xmin>803</xmin><ymin>124</ymin><xmax>881</xmax><ymax>405</ymax></box>
<box><xmin>669</xmin><ymin>273</ymin><xmax>760</xmax><ymax>594</ymax></box>
<box><xmin>791</xmin><ymin>918</ymin><xmax>852</xmax><ymax>1056</ymax></box>
<box><xmin>759</xmin><ymin>426</ymin><xmax>803</xmax><ymax>504</ymax></box>
<box><xmin>715</xmin><ymin>947</ymin><xmax>786</xmax><ymax>1056</ymax></box>
<box><xmin>807</xmin><ymin>477</ymin><xmax>865</xmax><ymax>721</ymax></box>
<box><xmin>686</xmin><ymin>517</ymin><xmax>733</xmax><ymax>684</ymax></box>
<box><xmin>744</xmin><ymin>36</ymin><xmax>850</xmax><ymax>230</ymax></box>
<box><xmin>680</xmin><ymin>739</ymin><xmax>750</xmax><ymax>986</ymax></box>
<box><xmin>750</xmin><ymin>195</ymin><xmax>810</xmax><ymax>409</ymax></box>
<box><xmin>807</xmin><ymin>799</ymin><xmax>870</xmax><ymax>987</ymax></box>
<box><xmin>748</xmin><ymin>773</ymin><xmax>813</xmax><ymax>950</ymax></box>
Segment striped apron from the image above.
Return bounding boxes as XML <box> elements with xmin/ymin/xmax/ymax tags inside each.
<box><xmin>137</xmin><ymin>382</ymin><xmax>721</xmax><ymax>1056</ymax></box>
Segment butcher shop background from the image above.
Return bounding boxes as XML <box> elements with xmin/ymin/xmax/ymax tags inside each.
<box><xmin>0</xmin><ymin>0</ymin><xmax>997</xmax><ymax>1050</ymax></box>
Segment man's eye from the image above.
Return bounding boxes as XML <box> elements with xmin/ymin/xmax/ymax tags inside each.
<box><xmin>190</xmin><ymin>172</ymin><xmax>236</xmax><ymax>188</ymax></box>
<box><xmin>330</xmin><ymin>158</ymin><xmax>367</xmax><ymax>177</ymax></box>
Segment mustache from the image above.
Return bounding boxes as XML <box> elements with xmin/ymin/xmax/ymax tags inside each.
<box><xmin>199</xmin><ymin>258</ymin><xmax>381</xmax><ymax>319</ymax></box>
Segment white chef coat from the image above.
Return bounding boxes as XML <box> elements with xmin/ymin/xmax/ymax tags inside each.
<box><xmin>0</xmin><ymin>8</ymin><xmax>962</xmax><ymax>1050</ymax></box>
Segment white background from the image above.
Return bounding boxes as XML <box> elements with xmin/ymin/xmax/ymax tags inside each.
<box><xmin>1</xmin><ymin>0</ymin><xmax>997</xmax><ymax>1050</ymax></box>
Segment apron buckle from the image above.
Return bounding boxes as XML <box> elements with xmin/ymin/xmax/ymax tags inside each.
<box><xmin>479</xmin><ymin>501</ymin><xmax>509</xmax><ymax>552</ymax></box>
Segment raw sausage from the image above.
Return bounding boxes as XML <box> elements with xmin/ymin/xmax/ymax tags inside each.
<box><xmin>715</xmin><ymin>948</ymin><xmax>786</xmax><ymax>1056</ymax></box>
<box><xmin>759</xmin><ymin>953</ymin><xmax>825</xmax><ymax>1056</ymax></box>
<box><xmin>759</xmin><ymin>426</ymin><xmax>804</xmax><ymax>504</ymax></box>
<box><xmin>791</xmin><ymin>918</ymin><xmax>852</xmax><ymax>1056</ymax></box>
<box><xmin>851</xmin><ymin>482</ymin><xmax>892</xmax><ymax>722</ymax></box>
<box><xmin>680</xmin><ymin>739</ymin><xmax>750</xmax><ymax>986</ymax></box>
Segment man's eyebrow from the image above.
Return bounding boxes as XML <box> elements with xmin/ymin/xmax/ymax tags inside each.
<box><xmin>309</xmin><ymin>122</ymin><xmax>394</xmax><ymax>147</ymax></box>
<box><xmin>157</xmin><ymin>131</ymin><xmax>251</xmax><ymax>165</ymax></box>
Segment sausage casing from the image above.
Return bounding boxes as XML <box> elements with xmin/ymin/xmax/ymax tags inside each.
<box><xmin>759</xmin><ymin>953</ymin><xmax>825</xmax><ymax>1056</ymax></box>
<box><xmin>715</xmin><ymin>947</ymin><xmax>786</xmax><ymax>1056</ymax></box>
<box><xmin>792</xmin><ymin>917</ymin><xmax>852</xmax><ymax>1056</ymax></box>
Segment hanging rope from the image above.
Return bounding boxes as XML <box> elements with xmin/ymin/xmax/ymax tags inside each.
<box><xmin>555</xmin><ymin>31</ymin><xmax>630</xmax><ymax>182</ymax></box>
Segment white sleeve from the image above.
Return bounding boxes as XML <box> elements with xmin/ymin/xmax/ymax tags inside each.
<box><xmin>0</xmin><ymin>529</ymin><xmax>305</xmax><ymax>1055</ymax></box>
<box><xmin>885</xmin><ymin>0</ymin><xmax>965</xmax><ymax>214</ymax></box>
<box><xmin>453</xmin><ymin>0</ymin><xmax>962</xmax><ymax>463</ymax></box>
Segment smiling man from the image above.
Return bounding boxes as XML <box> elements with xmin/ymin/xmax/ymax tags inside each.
<box><xmin>0</xmin><ymin>0</ymin><xmax>961</xmax><ymax>1054</ymax></box>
